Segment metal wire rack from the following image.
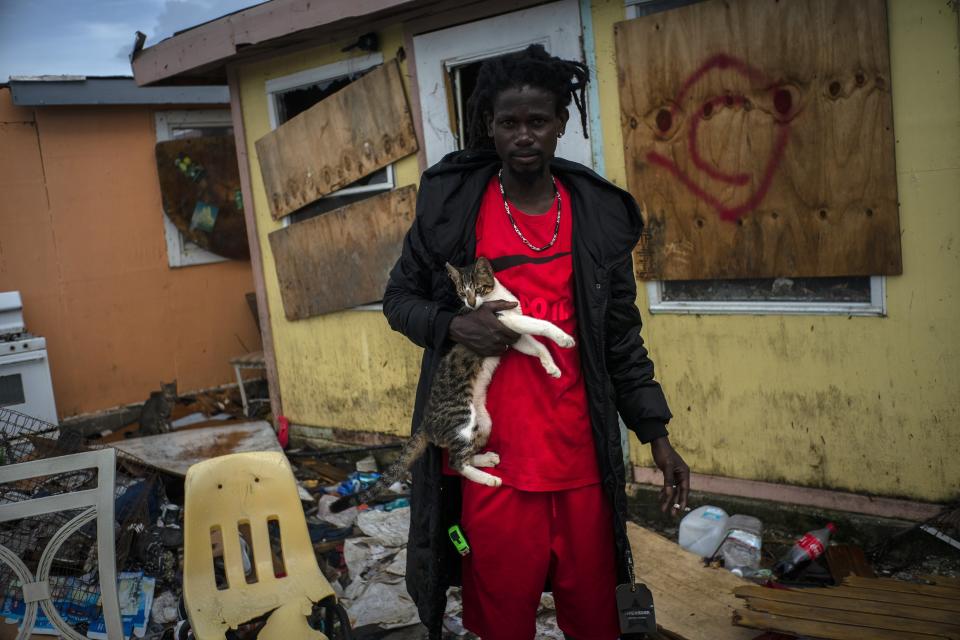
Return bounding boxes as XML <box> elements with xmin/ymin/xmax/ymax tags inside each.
<box><xmin>0</xmin><ymin>407</ymin><xmax>161</xmax><ymax>638</ymax></box>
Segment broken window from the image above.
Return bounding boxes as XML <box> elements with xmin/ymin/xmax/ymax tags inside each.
<box><xmin>619</xmin><ymin>0</ymin><xmax>899</xmax><ymax>315</ymax></box>
<box><xmin>260</xmin><ymin>58</ymin><xmax>420</xmax><ymax>318</ymax></box>
<box><xmin>266</xmin><ymin>55</ymin><xmax>394</xmax><ymax>225</ymax></box>
<box><xmin>155</xmin><ymin>110</ymin><xmax>236</xmax><ymax>268</ymax></box>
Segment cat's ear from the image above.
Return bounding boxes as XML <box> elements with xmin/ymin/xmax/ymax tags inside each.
<box><xmin>445</xmin><ymin>262</ymin><xmax>462</xmax><ymax>288</ymax></box>
<box><xmin>475</xmin><ymin>257</ymin><xmax>494</xmax><ymax>281</ymax></box>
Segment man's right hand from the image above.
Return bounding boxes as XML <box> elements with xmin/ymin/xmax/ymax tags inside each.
<box><xmin>449</xmin><ymin>301</ymin><xmax>521</xmax><ymax>356</ymax></box>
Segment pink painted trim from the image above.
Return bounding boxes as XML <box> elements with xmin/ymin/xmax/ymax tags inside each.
<box><xmin>633</xmin><ymin>467</ymin><xmax>943</xmax><ymax>522</ymax></box>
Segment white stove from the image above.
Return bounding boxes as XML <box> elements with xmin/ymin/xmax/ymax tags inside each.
<box><xmin>0</xmin><ymin>291</ymin><xmax>59</xmax><ymax>425</ymax></box>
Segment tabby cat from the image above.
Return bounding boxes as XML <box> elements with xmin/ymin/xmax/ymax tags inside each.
<box><xmin>139</xmin><ymin>380</ymin><xmax>178</xmax><ymax>436</ymax></box>
<box><xmin>331</xmin><ymin>257</ymin><xmax>575</xmax><ymax>512</ymax></box>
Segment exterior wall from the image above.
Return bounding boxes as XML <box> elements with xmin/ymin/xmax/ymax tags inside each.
<box><xmin>0</xmin><ymin>89</ymin><xmax>261</xmax><ymax>418</ymax></box>
<box><xmin>236</xmin><ymin>26</ymin><xmax>422</xmax><ymax>436</ymax></box>
<box><xmin>592</xmin><ymin>0</ymin><xmax>959</xmax><ymax>502</ymax></box>
<box><xmin>238</xmin><ymin>0</ymin><xmax>958</xmax><ymax>501</ymax></box>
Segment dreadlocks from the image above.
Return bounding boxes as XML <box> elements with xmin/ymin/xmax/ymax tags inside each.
<box><xmin>464</xmin><ymin>44</ymin><xmax>590</xmax><ymax>150</ymax></box>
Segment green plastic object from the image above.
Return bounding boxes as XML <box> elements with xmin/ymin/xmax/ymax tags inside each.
<box><xmin>448</xmin><ymin>524</ymin><xmax>471</xmax><ymax>556</ymax></box>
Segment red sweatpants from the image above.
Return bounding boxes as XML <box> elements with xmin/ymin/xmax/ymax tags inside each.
<box><xmin>461</xmin><ymin>482</ymin><xmax>621</xmax><ymax>640</ymax></box>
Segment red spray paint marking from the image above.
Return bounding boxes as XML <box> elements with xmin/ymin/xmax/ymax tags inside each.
<box><xmin>645</xmin><ymin>54</ymin><xmax>791</xmax><ymax>222</ymax></box>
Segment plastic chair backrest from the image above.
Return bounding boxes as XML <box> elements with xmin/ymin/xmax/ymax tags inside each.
<box><xmin>183</xmin><ymin>451</ymin><xmax>334</xmax><ymax>639</ymax></box>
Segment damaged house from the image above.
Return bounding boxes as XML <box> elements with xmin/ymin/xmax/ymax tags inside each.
<box><xmin>130</xmin><ymin>0</ymin><xmax>958</xmax><ymax>521</ymax></box>
<box><xmin>0</xmin><ymin>76</ymin><xmax>263</xmax><ymax>424</ymax></box>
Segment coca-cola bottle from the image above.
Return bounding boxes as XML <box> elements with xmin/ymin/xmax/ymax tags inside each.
<box><xmin>773</xmin><ymin>522</ymin><xmax>836</xmax><ymax>577</ymax></box>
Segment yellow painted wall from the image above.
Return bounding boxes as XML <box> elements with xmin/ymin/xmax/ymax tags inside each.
<box><xmin>239</xmin><ymin>1</ymin><xmax>958</xmax><ymax>501</ymax></box>
<box><xmin>592</xmin><ymin>0</ymin><xmax>960</xmax><ymax>501</ymax></box>
<box><xmin>236</xmin><ymin>27</ymin><xmax>424</xmax><ymax>436</ymax></box>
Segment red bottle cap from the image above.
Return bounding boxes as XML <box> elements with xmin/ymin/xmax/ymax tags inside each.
<box><xmin>826</xmin><ymin>522</ymin><xmax>837</xmax><ymax>533</ymax></box>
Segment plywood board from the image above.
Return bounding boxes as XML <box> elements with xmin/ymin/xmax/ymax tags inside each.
<box><xmin>627</xmin><ymin>522</ymin><xmax>756</xmax><ymax>640</ymax></box>
<box><xmin>735</xmin><ymin>583</ymin><xmax>960</xmax><ymax>639</ymax></box>
<box><xmin>255</xmin><ymin>60</ymin><xmax>418</xmax><ymax>220</ymax></box>
<box><xmin>615</xmin><ymin>0</ymin><xmax>902</xmax><ymax>280</ymax></box>
<box><xmin>735</xmin><ymin>585</ymin><xmax>960</xmax><ymax>627</ymax></box>
<box><xmin>268</xmin><ymin>185</ymin><xmax>417</xmax><ymax>319</ymax></box>
<box><xmin>155</xmin><ymin>135</ymin><xmax>249</xmax><ymax>259</ymax></box>
<box><xmin>733</xmin><ymin>608</ymin><xmax>951</xmax><ymax>640</ymax></box>
<box><xmin>108</xmin><ymin>421</ymin><xmax>281</xmax><ymax>476</ymax></box>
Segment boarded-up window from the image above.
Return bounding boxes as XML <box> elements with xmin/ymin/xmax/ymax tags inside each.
<box><xmin>155</xmin><ymin>134</ymin><xmax>249</xmax><ymax>261</ymax></box>
<box><xmin>268</xmin><ymin>186</ymin><xmax>417</xmax><ymax>319</ymax></box>
<box><xmin>255</xmin><ymin>59</ymin><xmax>417</xmax><ymax>220</ymax></box>
<box><xmin>616</xmin><ymin>0</ymin><xmax>902</xmax><ymax>281</ymax></box>
<box><xmin>268</xmin><ymin>60</ymin><xmax>394</xmax><ymax>223</ymax></box>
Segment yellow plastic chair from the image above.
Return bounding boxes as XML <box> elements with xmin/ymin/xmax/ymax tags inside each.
<box><xmin>183</xmin><ymin>451</ymin><xmax>345</xmax><ymax>639</ymax></box>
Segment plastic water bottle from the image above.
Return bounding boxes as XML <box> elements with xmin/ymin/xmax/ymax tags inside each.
<box><xmin>678</xmin><ymin>506</ymin><xmax>729</xmax><ymax>557</ymax></box>
<box><xmin>718</xmin><ymin>514</ymin><xmax>763</xmax><ymax>569</ymax></box>
<box><xmin>774</xmin><ymin>522</ymin><xmax>837</xmax><ymax>577</ymax></box>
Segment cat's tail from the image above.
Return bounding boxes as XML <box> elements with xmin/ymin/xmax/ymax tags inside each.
<box><xmin>329</xmin><ymin>430</ymin><xmax>428</xmax><ymax>513</ymax></box>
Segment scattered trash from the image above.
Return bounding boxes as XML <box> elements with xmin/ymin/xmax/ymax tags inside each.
<box><xmin>825</xmin><ymin>543</ymin><xmax>876</xmax><ymax>582</ymax></box>
<box><xmin>773</xmin><ymin>522</ymin><xmax>836</xmax><ymax>578</ymax></box>
<box><xmin>336</xmin><ymin>471</ymin><xmax>382</xmax><ymax>496</ymax></box>
<box><xmin>108</xmin><ymin>421</ymin><xmax>282</xmax><ymax>476</ymax></box>
<box><xmin>729</xmin><ymin>566</ymin><xmax>773</xmax><ymax>581</ymax></box>
<box><xmin>626</xmin><ymin>522</ymin><xmax>756</xmax><ymax>640</ymax></box>
<box><xmin>678</xmin><ymin>505</ymin><xmax>729</xmax><ymax>557</ymax></box>
<box><xmin>355</xmin><ymin>454</ymin><xmax>379</xmax><ymax>473</ymax></box>
<box><xmin>341</xmin><ymin>507</ymin><xmax>419</xmax><ymax>629</ymax></box>
<box><xmin>151</xmin><ymin>590</ymin><xmax>180</xmax><ymax>625</ymax></box>
<box><xmin>717</xmin><ymin>514</ymin><xmax>763</xmax><ymax>571</ymax></box>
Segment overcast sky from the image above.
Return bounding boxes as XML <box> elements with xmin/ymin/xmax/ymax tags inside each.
<box><xmin>0</xmin><ymin>0</ymin><xmax>265</xmax><ymax>82</ymax></box>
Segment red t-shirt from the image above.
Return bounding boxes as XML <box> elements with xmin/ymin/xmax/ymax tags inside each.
<box><xmin>469</xmin><ymin>175</ymin><xmax>601</xmax><ymax>491</ymax></box>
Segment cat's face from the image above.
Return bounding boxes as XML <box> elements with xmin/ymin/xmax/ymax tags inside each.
<box><xmin>446</xmin><ymin>258</ymin><xmax>496</xmax><ymax>310</ymax></box>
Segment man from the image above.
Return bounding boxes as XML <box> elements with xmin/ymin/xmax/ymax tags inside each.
<box><xmin>383</xmin><ymin>45</ymin><xmax>690</xmax><ymax>639</ymax></box>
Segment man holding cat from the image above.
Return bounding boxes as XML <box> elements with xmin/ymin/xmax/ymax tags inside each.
<box><xmin>383</xmin><ymin>45</ymin><xmax>689</xmax><ymax>640</ymax></box>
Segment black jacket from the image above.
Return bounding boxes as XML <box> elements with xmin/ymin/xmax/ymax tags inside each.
<box><xmin>383</xmin><ymin>149</ymin><xmax>672</xmax><ymax>635</ymax></box>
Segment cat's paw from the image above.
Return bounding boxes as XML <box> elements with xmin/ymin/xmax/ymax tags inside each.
<box><xmin>472</xmin><ymin>452</ymin><xmax>500</xmax><ymax>468</ymax></box>
<box><xmin>544</xmin><ymin>363</ymin><xmax>562</xmax><ymax>378</ymax></box>
<box><xmin>486</xmin><ymin>475</ymin><xmax>503</xmax><ymax>488</ymax></box>
<box><xmin>555</xmin><ymin>332</ymin><xmax>576</xmax><ymax>349</ymax></box>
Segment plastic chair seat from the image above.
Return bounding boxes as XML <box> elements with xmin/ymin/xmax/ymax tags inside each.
<box><xmin>183</xmin><ymin>452</ymin><xmax>335</xmax><ymax>639</ymax></box>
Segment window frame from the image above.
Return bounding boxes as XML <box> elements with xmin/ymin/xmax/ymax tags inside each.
<box><xmin>624</xmin><ymin>1</ymin><xmax>886</xmax><ymax>316</ymax></box>
<box><xmin>644</xmin><ymin>277</ymin><xmax>886</xmax><ymax>316</ymax></box>
<box><xmin>266</xmin><ymin>53</ymin><xmax>392</xmax><ymax>311</ymax></box>
<box><xmin>154</xmin><ymin>109</ymin><xmax>234</xmax><ymax>268</ymax></box>
<box><xmin>265</xmin><ymin>52</ymin><xmax>395</xmax><ymax>230</ymax></box>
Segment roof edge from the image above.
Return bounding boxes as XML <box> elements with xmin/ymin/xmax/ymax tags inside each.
<box><xmin>132</xmin><ymin>0</ymin><xmax>418</xmax><ymax>86</ymax></box>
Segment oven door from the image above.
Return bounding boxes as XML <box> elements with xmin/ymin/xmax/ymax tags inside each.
<box><xmin>0</xmin><ymin>349</ymin><xmax>59</xmax><ymax>426</ymax></box>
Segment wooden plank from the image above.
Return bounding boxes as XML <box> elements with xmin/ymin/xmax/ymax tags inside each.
<box><xmin>735</xmin><ymin>585</ymin><xmax>960</xmax><ymax>627</ymax></box>
<box><xmin>268</xmin><ymin>186</ymin><xmax>417</xmax><ymax>319</ymax></box>
<box><xmin>743</xmin><ymin>598</ymin><xmax>960</xmax><ymax>637</ymax></box>
<box><xmin>155</xmin><ymin>135</ymin><xmax>249</xmax><ymax>259</ymax></box>
<box><xmin>804</xmin><ymin>586</ymin><xmax>960</xmax><ymax>613</ymax></box>
<box><xmin>733</xmin><ymin>608</ymin><xmax>951</xmax><ymax>640</ymax></box>
<box><xmin>627</xmin><ymin>522</ymin><xmax>756</xmax><ymax>640</ymax></box>
<box><xmin>108</xmin><ymin>421</ymin><xmax>282</xmax><ymax>476</ymax></box>
<box><xmin>826</xmin><ymin>544</ymin><xmax>876</xmax><ymax>582</ymax></box>
<box><xmin>843</xmin><ymin>576</ymin><xmax>960</xmax><ymax>601</ymax></box>
<box><xmin>255</xmin><ymin>60</ymin><xmax>418</xmax><ymax>220</ymax></box>
<box><xmin>920</xmin><ymin>576</ymin><xmax>960</xmax><ymax>591</ymax></box>
<box><xmin>615</xmin><ymin>0</ymin><xmax>902</xmax><ymax>280</ymax></box>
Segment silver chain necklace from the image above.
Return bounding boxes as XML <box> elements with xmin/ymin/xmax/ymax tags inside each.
<box><xmin>497</xmin><ymin>169</ymin><xmax>561</xmax><ymax>253</ymax></box>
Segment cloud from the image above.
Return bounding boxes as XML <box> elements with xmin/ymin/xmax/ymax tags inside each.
<box><xmin>146</xmin><ymin>0</ymin><xmax>262</xmax><ymax>45</ymax></box>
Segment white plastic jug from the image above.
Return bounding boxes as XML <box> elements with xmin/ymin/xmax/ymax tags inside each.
<box><xmin>678</xmin><ymin>506</ymin><xmax>729</xmax><ymax>557</ymax></box>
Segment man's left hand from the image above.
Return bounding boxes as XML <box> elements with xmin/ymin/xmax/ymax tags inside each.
<box><xmin>650</xmin><ymin>436</ymin><xmax>690</xmax><ymax>516</ymax></box>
